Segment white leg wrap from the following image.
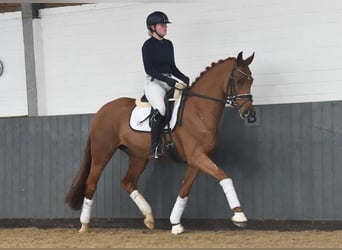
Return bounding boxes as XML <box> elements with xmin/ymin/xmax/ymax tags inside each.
<box><xmin>130</xmin><ymin>190</ymin><xmax>152</xmax><ymax>216</ymax></box>
<box><xmin>170</xmin><ymin>196</ymin><xmax>188</xmax><ymax>225</ymax></box>
<box><xmin>80</xmin><ymin>198</ymin><xmax>93</xmax><ymax>224</ymax></box>
<box><xmin>219</xmin><ymin>178</ymin><xmax>241</xmax><ymax>210</ymax></box>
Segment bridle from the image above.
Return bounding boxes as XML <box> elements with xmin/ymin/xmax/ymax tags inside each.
<box><xmin>183</xmin><ymin>61</ymin><xmax>256</xmax><ymax>122</ymax></box>
<box><xmin>225</xmin><ymin>64</ymin><xmax>253</xmax><ymax>109</ymax></box>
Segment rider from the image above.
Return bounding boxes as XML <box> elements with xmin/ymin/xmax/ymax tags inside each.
<box><xmin>142</xmin><ymin>11</ymin><xmax>190</xmax><ymax>159</ymax></box>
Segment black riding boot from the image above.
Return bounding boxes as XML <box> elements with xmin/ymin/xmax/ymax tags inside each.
<box><xmin>149</xmin><ymin>109</ymin><xmax>165</xmax><ymax>159</ymax></box>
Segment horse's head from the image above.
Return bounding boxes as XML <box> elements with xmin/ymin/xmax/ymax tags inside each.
<box><xmin>226</xmin><ymin>51</ymin><xmax>256</xmax><ymax>122</ymax></box>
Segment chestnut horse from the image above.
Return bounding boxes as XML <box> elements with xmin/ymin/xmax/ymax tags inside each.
<box><xmin>65</xmin><ymin>51</ymin><xmax>255</xmax><ymax>234</ymax></box>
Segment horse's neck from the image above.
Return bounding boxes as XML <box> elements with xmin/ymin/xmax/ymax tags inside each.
<box><xmin>186</xmin><ymin>61</ymin><xmax>232</xmax><ymax>127</ymax></box>
<box><xmin>191</xmin><ymin>60</ymin><xmax>231</xmax><ymax>99</ymax></box>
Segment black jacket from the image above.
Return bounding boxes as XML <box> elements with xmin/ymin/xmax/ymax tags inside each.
<box><xmin>142</xmin><ymin>36</ymin><xmax>189</xmax><ymax>86</ymax></box>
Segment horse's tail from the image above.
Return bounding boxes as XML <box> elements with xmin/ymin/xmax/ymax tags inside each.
<box><xmin>65</xmin><ymin>137</ymin><xmax>92</xmax><ymax>210</ymax></box>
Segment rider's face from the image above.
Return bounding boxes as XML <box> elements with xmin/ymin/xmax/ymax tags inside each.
<box><xmin>154</xmin><ymin>23</ymin><xmax>167</xmax><ymax>37</ymax></box>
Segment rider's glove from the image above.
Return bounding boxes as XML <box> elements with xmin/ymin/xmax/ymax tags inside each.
<box><xmin>183</xmin><ymin>76</ymin><xmax>190</xmax><ymax>85</ymax></box>
<box><xmin>166</xmin><ymin>78</ymin><xmax>178</xmax><ymax>87</ymax></box>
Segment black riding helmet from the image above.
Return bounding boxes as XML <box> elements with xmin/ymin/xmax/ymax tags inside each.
<box><xmin>146</xmin><ymin>11</ymin><xmax>171</xmax><ymax>31</ymax></box>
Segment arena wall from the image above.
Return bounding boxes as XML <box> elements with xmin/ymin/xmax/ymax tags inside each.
<box><xmin>1</xmin><ymin>102</ymin><xmax>342</xmax><ymax>220</ymax></box>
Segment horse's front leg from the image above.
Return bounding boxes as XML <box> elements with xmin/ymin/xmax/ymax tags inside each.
<box><xmin>188</xmin><ymin>153</ymin><xmax>247</xmax><ymax>227</ymax></box>
<box><xmin>121</xmin><ymin>157</ymin><xmax>154</xmax><ymax>229</ymax></box>
<box><xmin>170</xmin><ymin>166</ymin><xmax>199</xmax><ymax>234</ymax></box>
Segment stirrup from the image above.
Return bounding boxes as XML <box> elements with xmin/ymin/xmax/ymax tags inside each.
<box><xmin>149</xmin><ymin>146</ymin><xmax>162</xmax><ymax>160</ymax></box>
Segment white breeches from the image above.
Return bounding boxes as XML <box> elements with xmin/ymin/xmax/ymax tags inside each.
<box><xmin>144</xmin><ymin>75</ymin><xmax>172</xmax><ymax>116</ymax></box>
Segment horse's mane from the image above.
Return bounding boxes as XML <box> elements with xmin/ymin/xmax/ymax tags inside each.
<box><xmin>191</xmin><ymin>57</ymin><xmax>235</xmax><ymax>86</ymax></box>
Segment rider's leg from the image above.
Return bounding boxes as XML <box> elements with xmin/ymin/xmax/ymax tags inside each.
<box><xmin>144</xmin><ymin>77</ymin><xmax>170</xmax><ymax>116</ymax></box>
<box><xmin>149</xmin><ymin>109</ymin><xmax>165</xmax><ymax>159</ymax></box>
<box><xmin>144</xmin><ymin>77</ymin><xmax>171</xmax><ymax>159</ymax></box>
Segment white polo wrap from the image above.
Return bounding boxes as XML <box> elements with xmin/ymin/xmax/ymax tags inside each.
<box><xmin>219</xmin><ymin>178</ymin><xmax>241</xmax><ymax>209</ymax></box>
<box><xmin>170</xmin><ymin>196</ymin><xmax>188</xmax><ymax>225</ymax></box>
<box><xmin>80</xmin><ymin>197</ymin><xmax>93</xmax><ymax>224</ymax></box>
<box><xmin>130</xmin><ymin>190</ymin><xmax>152</xmax><ymax>216</ymax></box>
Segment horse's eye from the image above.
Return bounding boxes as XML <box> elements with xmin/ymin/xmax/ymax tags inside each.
<box><xmin>237</xmin><ymin>79</ymin><xmax>244</xmax><ymax>84</ymax></box>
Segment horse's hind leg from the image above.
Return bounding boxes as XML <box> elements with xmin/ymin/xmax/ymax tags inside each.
<box><xmin>79</xmin><ymin>146</ymin><xmax>116</xmax><ymax>233</ymax></box>
<box><xmin>121</xmin><ymin>157</ymin><xmax>154</xmax><ymax>229</ymax></box>
<box><xmin>170</xmin><ymin>166</ymin><xmax>199</xmax><ymax>234</ymax></box>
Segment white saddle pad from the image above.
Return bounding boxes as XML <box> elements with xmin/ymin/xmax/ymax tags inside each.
<box><xmin>129</xmin><ymin>95</ymin><xmax>182</xmax><ymax>132</ymax></box>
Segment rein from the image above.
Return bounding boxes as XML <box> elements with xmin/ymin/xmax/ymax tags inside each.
<box><xmin>184</xmin><ymin>90</ymin><xmax>226</xmax><ymax>105</ymax></box>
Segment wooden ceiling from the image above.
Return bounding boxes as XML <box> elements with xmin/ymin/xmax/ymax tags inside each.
<box><xmin>0</xmin><ymin>3</ymin><xmax>85</xmax><ymax>13</ymax></box>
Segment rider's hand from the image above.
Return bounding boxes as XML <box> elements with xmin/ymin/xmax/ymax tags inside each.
<box><xmin>184</xmin><ymin>76</ymin><xmax>190</xmax><ymax>85</ymax></box>
<box><xmin>166</xmin><ymin>78</ymin><xmax>178</xmax><ymax>87</ymax></box>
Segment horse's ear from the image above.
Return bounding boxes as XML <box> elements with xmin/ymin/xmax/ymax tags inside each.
<box><xmin>237</xmin><ymin>51</ymin><xmax>243</xmax><ymax>64</ymax></box>
<box><xmin>245</xmin><ymin>52</ymin><xmax>255</xmax><ymax>65</ymax></box>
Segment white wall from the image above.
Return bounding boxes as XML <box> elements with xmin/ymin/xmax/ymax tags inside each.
<box><xmin>31</xmin><ymin>0</ymin><xmax>342</xmax><ymax>115</ymax></box>
<box><xmin>0</xmin><ymin>11</ymin><xmax>27</xmax><ymax>117</ymax></box>
<box><xmin>36</xmin><ymin>3</ymin><xmax>149</xmax><ymax>115</ymax></box>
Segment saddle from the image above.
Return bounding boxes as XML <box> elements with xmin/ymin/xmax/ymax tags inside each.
<box><xmin>130</xmin><ymin>82</ymin><xmax>187</xmax><ymax>162</ymax></box>
<box><xmin>131</xmin><ymin>82</ymin><xmax>187</xmax><ymax>132</ymax></box>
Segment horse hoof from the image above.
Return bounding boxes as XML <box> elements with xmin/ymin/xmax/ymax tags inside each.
<box><xmin>233</xmin><ymin>221</ymin><xmax>248</xmax><ymax>228</ymax></box>
<box><xmin>231</xmin><ymin>211</ymin><xmax>248</xmax><ymax>228</ymax></box>
<box><xmin>144</xmin><ymin>213</ymin><xmax>155</xmax><ymax>230</ymax></box>
<box><xmin>79</xmin><ymin>223</ymin><xmax>89</xmax><ymax>233</ymax></box>
<box><xmin>171</xmin><ymin>224</ymin><xmax>184</xmax><ymax>235</ymax></box>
